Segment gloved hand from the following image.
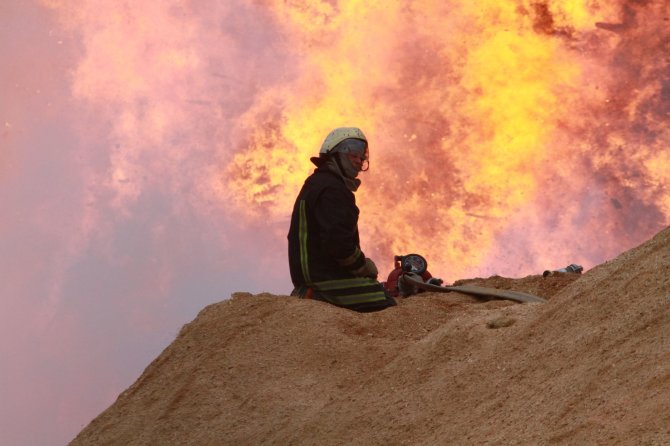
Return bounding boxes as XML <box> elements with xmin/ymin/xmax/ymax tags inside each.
<box><xmin>352</xmin><ymin>257</ymin><xmax>378</xmax><ymax>280</ymax></box>
<box><xmin>427</xmin><ymin>277</ymin><xmax>444</xmax><ymax>286</ymax></box>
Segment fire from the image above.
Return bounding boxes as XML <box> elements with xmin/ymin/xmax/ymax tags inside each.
<box><xmin>41</xmin><ymin>0</ymin><xmax>669</xmax><ymax>280</ymax></box>
<box><xmin>225</xmin><ymin>0</ymin><xmax>668</xmax><ymax>279</ymax></box>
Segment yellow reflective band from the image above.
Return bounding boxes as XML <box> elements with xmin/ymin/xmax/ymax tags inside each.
<box><xmin>330</xmin><ymin>291</ymin><xmax>388</xmax><ymax>305</ymax></box>
<box><xmin>313</xmin><ymin>277</ymin><xmax>378</xmax><ymax>290</ymax></box>
<box><xmin>299</xmin><ymin>200</ymin><xmax>312</xmax><ymax>285</ymax></box>
<box><xmin>336</xmin><ymin>247</ymin><xmax>362</xmax><ymax>267</ymax></box>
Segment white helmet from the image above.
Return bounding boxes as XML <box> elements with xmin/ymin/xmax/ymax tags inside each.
<box><xmin>311</xmin><ymin>127</ymin><xmax>369</xmax><ymax>171</ymax></box>
<box><xmin>319</xmin><ymin>127</ymin><xmax>367</xmax><ymax>154</ymax></box>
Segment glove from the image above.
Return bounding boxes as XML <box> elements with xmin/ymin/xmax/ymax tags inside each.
<box><xmin>352</xmin><ymin>257</ymin><xmax>378</xmax><ymax>280</ymax></box>
<box><xmin>427</xmin><ymin>277</ymin><xmax>444</xmax><ymax>286</ymax></box>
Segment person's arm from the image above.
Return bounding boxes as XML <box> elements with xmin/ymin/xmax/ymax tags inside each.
<box><xmin>314</xmin><ymin>187</ymin><xmax>377</xmax><ymax>278</ymax></box>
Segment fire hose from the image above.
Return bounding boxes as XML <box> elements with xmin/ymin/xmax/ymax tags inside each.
<box><xmin>382</xmin><ymin>253</ymin><xmax>548</xmax><ymax>304</ymax></box>
<box><xmin>398</xmin><ymin>272</ymin><xmax>546</xmax><ymax>303</ymax></box>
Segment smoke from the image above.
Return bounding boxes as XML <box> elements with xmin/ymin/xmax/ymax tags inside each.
<box><xmin>2</xmin><ymin>1</ymin><xmax>292</xmax><ymax>444</ymax></box>
<box><xmin>2</xmin><ymin>0</ymin><xmax>668</xmax><ymax>444</ymax></box>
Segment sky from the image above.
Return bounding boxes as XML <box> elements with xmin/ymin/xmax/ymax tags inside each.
<box><xmin>2</xmin><ymin>1</ymin><xmax>668</xmax><ymax>444</ymax></box>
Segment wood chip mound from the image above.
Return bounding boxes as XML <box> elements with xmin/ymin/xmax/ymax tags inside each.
<box><xmin>70</xmin><ymin>227</ymin><xmax>670</xmax><ymax>445</ymax></box>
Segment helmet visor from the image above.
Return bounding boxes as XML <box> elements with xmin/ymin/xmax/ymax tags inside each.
<box><xmin>332</xmin><ymin>138</ymin><xmax>369</xmax><ymax>171</ymax></box>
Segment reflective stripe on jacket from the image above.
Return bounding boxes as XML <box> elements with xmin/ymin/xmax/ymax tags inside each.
<box><xmin>287</xmin><ymin>168</ymin><xmax>391</xmax><ymax>310</ymax></box>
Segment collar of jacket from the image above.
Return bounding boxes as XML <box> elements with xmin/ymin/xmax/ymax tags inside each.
<box><xmin>316</xmin><ymin>162</ymin><xmax>361</xmax><ymax>192</ymax></box>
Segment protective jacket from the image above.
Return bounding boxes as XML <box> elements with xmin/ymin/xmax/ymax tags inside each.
<box><xmin>287</xmin><ymin>167</ymin><xmax>394</xmax><ymax>312</ymax></box>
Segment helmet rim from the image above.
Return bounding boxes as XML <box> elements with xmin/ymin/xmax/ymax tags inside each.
<box><xmin>319</xmin><ymin>127</ymin><xmax>367</xmax><ymax>155</ymax></box>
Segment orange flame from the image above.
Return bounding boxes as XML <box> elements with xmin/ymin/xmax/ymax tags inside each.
<box><xmin>42</xmin><ymin>0</ymin><xmax>669</xmax><ymax>280</ymax></box>
<box><xmin>225</xmin><ymin>0</ymin><xmax>669</xmax><ymax>279</ymax></box>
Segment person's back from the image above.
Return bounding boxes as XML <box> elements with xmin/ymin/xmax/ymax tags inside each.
<box><xmin>287</xmin><ymin>127</ymin><xmax>396</xmax><ymax>312</ymax></box>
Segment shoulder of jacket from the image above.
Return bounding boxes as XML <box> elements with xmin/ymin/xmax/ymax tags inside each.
<box><xmin>306</xmin><ymin>172</ymin><xmax>353</xmax><ymax>205</ymax></box>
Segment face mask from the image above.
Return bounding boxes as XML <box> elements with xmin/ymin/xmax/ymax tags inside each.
<box><xmin>332</xmin><ymin>139</ymin><xmax>369</xmax><ymax>171</ymax></box>
<box><xmin>324</xmin><ymin>156</ymin><xmax>362</xmax><ymax>192</ymax></box>
<box><xmin>336</xmin><ymin>152</ymin><xmax>360</xmax><ymax>179</ymax></box>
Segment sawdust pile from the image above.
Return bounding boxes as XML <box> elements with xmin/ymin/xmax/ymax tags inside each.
<box><xmin>71</xmin><ymin>228</ymin><xmax>670</xmax><ymax>445</ymax></box>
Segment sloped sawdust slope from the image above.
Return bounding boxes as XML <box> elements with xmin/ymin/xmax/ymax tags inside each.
<box><xmin>71</xmin><ymin>228</ymin><xmax>670</xmax><ymax>445</ymax></box>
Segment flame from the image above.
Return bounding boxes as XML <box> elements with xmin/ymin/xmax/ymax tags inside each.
<box><xmin>41</xmin><ymin>0</ymin><xmax>669</xmax><ymax>280</ymax></box>
<box><xmin>11</xmin><ymin>3</ymin><xmax>667</xmax><ymax>443</ymax></box>
<box><xmin>225</xmin><ymin>0</ymin><xmax>669</xmax><ymax>278</ymax></box>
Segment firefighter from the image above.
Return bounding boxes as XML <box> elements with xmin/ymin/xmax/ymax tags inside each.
<box><xmin>287</xmin><ymin>127</ymin><xmax>397</xmax><ymax>312</ymax></box>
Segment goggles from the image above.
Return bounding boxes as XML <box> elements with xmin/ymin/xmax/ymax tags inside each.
<box><xmin>331</xmin><ymin>138</ymin><xmax>369</xmax><ymax>171</ymax></box>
